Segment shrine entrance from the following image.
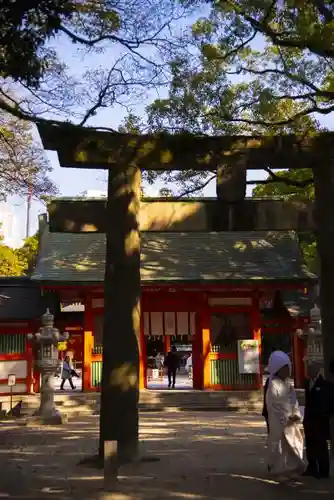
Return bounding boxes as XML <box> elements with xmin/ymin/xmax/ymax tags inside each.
<box><xmin>143</xmin><ymin>310</ymin><xmax>195</xmax><ymax>390</ymax></box>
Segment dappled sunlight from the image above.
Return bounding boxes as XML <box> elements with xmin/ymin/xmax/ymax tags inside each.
<box><xmin>222</xmin><ymin>473</ymin><xmax>279</xmax><ymax>485</ymax></box>
<box><xmin>38</xmin><ymin>122</ymin><xmax>324</xmax><ymax>173</ymax></box>
<box><xmin>67</xmin><ymin>474</ymin><xmax>104</xmax><ymax>481</ymax></box>
<box><xmin>140</xmin><ymin>427</ymin><xmax>174</xmax><ymax>436</ymax></box>
<box><xmin>139</xmin><ymin>201</ymin><xmax>206</xmax><ymax>231</ymax></box>
<box><xmin>165</xmin><ymin>493</ymin><xmax>209</xmax><ymax>499</ymax></box>
<box><xmin>32</xmin><ymin>227</ymin><xmax>311</xmax><ymax>283</ymax></box>
<box><xmin>109</xmin><ymin>363</ymin><xmax>138</xmax><ymax>391</ymax></box>
<box><xmin>1</xmin><ymin>411</ymin><xmax>332</xmax><ymax>499</ymax></box>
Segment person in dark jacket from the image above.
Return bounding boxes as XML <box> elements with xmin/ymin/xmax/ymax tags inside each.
<box><xmin>262</xmin><ymin>377</ymin><xmax>270</xmax><ymax>434</ymax></box>
<box><xmin>303</xmin><ymin>361</ymin><xmax>332</xmax><ymax>478</ymax></box>
<box><xmin>164</xmin><ymin>346</ymin><xmax>180</xmax><ymax>388</ymax></box>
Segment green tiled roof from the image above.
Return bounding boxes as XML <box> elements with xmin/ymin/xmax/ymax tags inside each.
<box><xmin>31</xmin><ymin>229</ymin><xmax>315</xmax><ymax>284</ymax></box>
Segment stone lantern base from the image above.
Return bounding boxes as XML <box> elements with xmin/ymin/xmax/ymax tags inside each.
<box><xmin>25</xmin><ymin>371</ymin><xmax>68</xmax><ymax>426</ymax></box>
<box><xmin>26</xmin><ymin>411</ymin><xmax>68</xmax><ymax>427</ymax></box>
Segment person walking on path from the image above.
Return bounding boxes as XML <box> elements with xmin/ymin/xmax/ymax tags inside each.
<box><xmin>164</xmin><ymin>346</ymin><xmax>180</xmax><ymax>388</ymax></box>
<box><xmin>185</xmin><ymin>353</ymin><xmax>193</xmax><ymax>380</ymax></box>
<box><xmin>60</xmin><ymin>355</ymin><xmax>76</xmax><ymax>391</ymax></box>
<box><xmin>266</xmin><ymin>350</ymin><xmax>305</xmax><ymax>482</ymax></box>
<box><xmin>303</xmin><ymin>361</ymin><xmax>332</xmax><ymax>479</ymax></box>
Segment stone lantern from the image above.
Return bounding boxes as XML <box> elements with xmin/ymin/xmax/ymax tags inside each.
<box><xmin>299</xmin><ymin>304</ymin><xmax>324</xmax><ymax>373</ymax></box>
<box><xmin>27</xmin><ymin>309</ymin><xmax>69</xmax><ymax>424</ymax></box>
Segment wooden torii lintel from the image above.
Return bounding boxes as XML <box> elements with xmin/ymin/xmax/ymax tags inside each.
<box><xmin>37</xmin><ymin>123</ymin><xmax>333</xmax><ymax>171</ymax></box>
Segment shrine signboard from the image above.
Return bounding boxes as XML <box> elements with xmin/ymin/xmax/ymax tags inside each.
<box><xmin>237</xmin><ymin>340</ymin><xmax>260</xmax><ymax>374</ymax></box>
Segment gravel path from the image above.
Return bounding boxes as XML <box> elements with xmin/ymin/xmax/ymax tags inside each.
<box><xmin>0</xmin><ymin>412</ymin><xmax>333</xmax><ymax>499</ymax></box>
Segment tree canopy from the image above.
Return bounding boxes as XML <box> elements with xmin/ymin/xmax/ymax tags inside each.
<box><xmin>252</xmin><ymin>168</ymin><xmax>317</xmax><ymax>272</ymax></box>
<box><xmin>0</xmin><ymin>0</ymin><xmax>194</xmax><ymax>200</ymax></box>
<box><xmin>1</xmin><ymin>1</ymin><xmax>75</xmax><ymax>86</ymax></box>
<box><xmin>15</xmin><ymin>233</ymin><xmax>39</xmax><ymax>274</ymax></box>
<box><xmin>0</xmin><ymin>244</ymin><xmax>24</xmax><ymax>276</ymax></box>
<box><xmin>0</xmin><ymin>229</ymin><xmax>39</xmax><ymax>277</ymax></box>
<box><xmin>0</xmin><ymin>111</ymin><xmax>56</xmax><ymax>199</ymax></box>
<box><xmin>142</xmin><ymin>0</ymin><xmax>333</xmax><ymax>194</ymax></box>
<box><xmin>0</xmin><ymin>0</ymin><xmax>193</xmax><ymax>127</ymax></box>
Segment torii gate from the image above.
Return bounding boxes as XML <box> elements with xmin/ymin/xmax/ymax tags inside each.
<box><xmin>37</xmin><ymin>123</ymin><xmax>333</xmax><ymax>463</ymax></box>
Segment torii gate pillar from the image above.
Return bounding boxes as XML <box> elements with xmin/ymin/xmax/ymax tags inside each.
<box><xmin>99</xmin><ymin>163</ymin><xmax>141</xmax><ymax>462</ymax></box>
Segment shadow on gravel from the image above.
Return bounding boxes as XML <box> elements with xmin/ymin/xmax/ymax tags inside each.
<box><xmin>0</xmin><ymin>412</ymin><xmax>333</xmax><ymax>500</ymax></box>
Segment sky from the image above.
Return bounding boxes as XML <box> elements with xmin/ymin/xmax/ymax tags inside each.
<box><xmin>6</xmin><ymin>8</ymin><xmax>334</xmax><ymax>245</ymax></box>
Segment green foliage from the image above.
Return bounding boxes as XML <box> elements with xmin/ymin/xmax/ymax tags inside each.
<box><xmin>252</xmin><ymin>169</ymin><xmax>314</xmax><ymax>201</ymax></box>
<box><xmin>300</xmin><ymin>238</ymin><xmax>318</xmax><ymax>273</ymax></box>
<box><xmin>0</xmin><ymin>227</ymin><xmax>39</xmax><ymax>277</ymax></box>
<box><xmin>15</xmin><ymin>233</ymin><xmax>39</xmax><ymax>275</ymax></box>
<box><xmin>1</xmin><ymin>0</ymin><xmax>193</xmax><ymax>132</ymax></box>
<box><xmin>252</xmin><ymin>168</ymin><xmax>317</xmax><ymax>272</ymax></box>
<box><xmin>0</xmin><ymin>1</ymin><xmax>75</xmax><ymax>86</ymax></box>
<box><xmin>158</xmin><ymin>187</ymin><xmax>174</xmax><ymax>197</ymax></box>
<box><xmin>0</xmin><ymin>244</ymin><xmax>25</xmax><ymax>277</ymax></box>
<box><xmin>144</xmin><ymin>0</ymin><xmax>332</xmax><ymax>194</ymax></box>
<box><xmin>118</xmin><ymin>114</ymin><xmax>143</xmax><ymax>135</ymax></box>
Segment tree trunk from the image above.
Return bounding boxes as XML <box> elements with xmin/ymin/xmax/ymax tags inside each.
<box><xmin>99</xmin><ymin>163</ymin><xmax>141</xmax><ymax>464</ymax></box>
<box><xmin>313</xmin><ymin>163</ymin><xmax>334</xmax><ymax>381</ymax></box>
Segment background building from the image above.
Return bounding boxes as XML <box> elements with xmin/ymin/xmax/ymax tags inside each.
<box><xmin>0</xmin><ymin>201</ymin><xmax>23</xmax><ymax>248</ymax></box>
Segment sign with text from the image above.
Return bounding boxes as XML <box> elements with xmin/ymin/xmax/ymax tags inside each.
<box><xmin>237</xmin><ymin>340</ymin><xmax>260</xmax><ymax>374</ymax></box>
<box><xmin>7</xmin><ymin>374</ymin><xmax>16</xmax><ymax>387</ymax></box>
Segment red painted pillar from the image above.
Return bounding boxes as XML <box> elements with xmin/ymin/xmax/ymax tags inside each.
<box><xmin>31</xmin><ymin>321</ymin><xmax>41</xmax><ymax>393</ymax></box>
<box><xmin>198</xmin><ymin>306</ymin><xmax>211</xmax><ymax>390</ymax></box>
<box><xmin>163</xmin><ymin>335</ymin><xmax>171</xmax><ymax>356</ymax></box>
<box><xmin>26</xmin><ymin>332</ymin><xmax>34</xmax><ymax>394</ymax></box>
<box><xmin>252</xmin><ymin>295</ymin><xmax>263</xmax><ymax>390</ymax></box>
<box><xmin>83</xmin><ymin>293</ymin><xmax>93</xmax><ymax>392</ymax></box>
<box><xmin>139</xmin><ymin>307</ymin><xmax>147</xmax><ymax>389</ymax></box>
<box><xmin>192</xmin><ymin>312</ymin><xmax>202</xmax><ymax>390</ymax></box>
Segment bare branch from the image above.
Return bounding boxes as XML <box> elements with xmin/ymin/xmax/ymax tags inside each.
<box><xmin>176</xmin><ymin>174</ymin><xmax>216</xmax><ymax>198</ymax></box>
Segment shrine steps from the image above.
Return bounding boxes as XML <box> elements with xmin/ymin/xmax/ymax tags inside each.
<box><xmin>0</xmin><ymin>389</ymin><xmax>304</xmax><ymax>418</ymax></box>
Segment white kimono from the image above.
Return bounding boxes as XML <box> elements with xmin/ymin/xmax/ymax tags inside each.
<box><xmin>266</xmin><ymin>376</ymin><xmax>305</xmax><ymax>477</ymax></box>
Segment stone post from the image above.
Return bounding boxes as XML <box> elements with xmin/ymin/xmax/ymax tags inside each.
<box><xmin>27</xmin><ymin>309</ymin><xmax>69</xmax><ymax>425</ymax></box>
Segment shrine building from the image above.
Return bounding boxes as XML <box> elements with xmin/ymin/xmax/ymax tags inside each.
<box><xmin>16</xmin><ymin>196</ymin><xmax>314</xmax><ymax>393</ymax></box>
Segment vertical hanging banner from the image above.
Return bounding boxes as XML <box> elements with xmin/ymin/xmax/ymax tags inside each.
<box><xmin>177</xmin><ymin>312</ymin><xmax>189</xmax><ymax>336</ymax></box>
<box><xmin>164</xmin><ymin>312</ymin><xmax>175</xmax><ymax>336</ymax></box>
<box><xmin>150</xmin><ymin>312</ymin><xmax>164</xmax><ymax>336</ymax></box>
<box><xmin>144</xmin><ymin>312</ymin><xmax>150</xmax><ymax>336</ymax></box>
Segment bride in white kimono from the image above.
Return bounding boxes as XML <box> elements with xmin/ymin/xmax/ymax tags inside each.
<box><xmin>266</xmin><ymin>350</ymin><xmax>305</xmax><ymax>481</ymax></box>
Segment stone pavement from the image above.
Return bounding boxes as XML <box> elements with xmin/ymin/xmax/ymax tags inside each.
<box><xmin>0</xmin><ymin>411</ymin><xmax>333</xmax><ymax>500</ymax></box>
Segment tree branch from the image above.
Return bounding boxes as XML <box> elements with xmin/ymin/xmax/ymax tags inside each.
<box><xmin>263</xmin><ymin>167</ymin><xmax>314</xmax><ymax>187</ymax></box>
<box><xmin>0</xmin><ymin>93</ymin><xmax>117</xmax><ymax>133</ymax></box>
<box><xmin>225</xmin><ymin>0</ymin><xmax>334</xmax><ymax>58</ymax></box>
<box><xmin>309</xmin><ymin>0</ymin><xmax>334</xmax><ymax>23</ymax></box>
<box><xmin>176</xmin><ymin>174</ymin><xmax>216</xmax><ymax>198</ymax></box>
<box><xmin>234</xmin><ymin>66</ymin><xmax>333</xmax><ymax>99</ymax></box>
<box><xmin>217</xmin><ymin>101</ymin><xmax>334</xmax><ymax>127</ymax></box>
